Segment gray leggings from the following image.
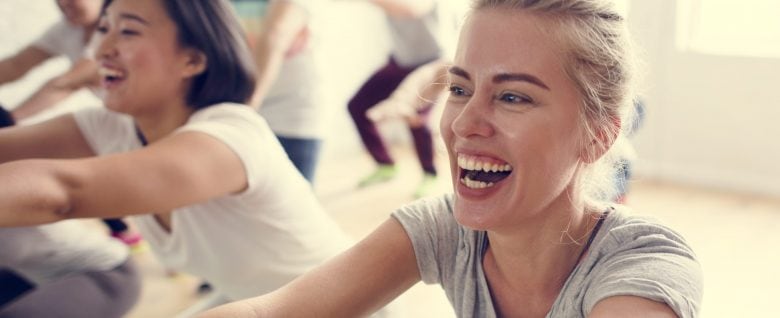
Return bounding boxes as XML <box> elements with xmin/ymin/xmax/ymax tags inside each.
<box><xmin>0</xmin><ymin>259</ymin><xmax>140</xmax><ymax>318</ymax></box>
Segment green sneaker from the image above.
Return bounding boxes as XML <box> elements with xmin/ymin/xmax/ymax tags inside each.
<box><xmin>358</xmin><ymin>165</ymin><xmax>397</xmax><ymax>188</ymax></box>
<box><xmin>413</xmin><ymin>173</ymin><xmax>437</xmax><ymax>198</ymax></box>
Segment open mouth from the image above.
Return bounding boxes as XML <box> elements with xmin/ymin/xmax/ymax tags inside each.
<box><xmin>457</xmin><ymin>154</ymin><xmax>513</xmax><ymax>189</ymax></box>
<box><xmin>99</xmin><ymin>67</ymin><xmax>126</xmax><ymax>86</ymax></box>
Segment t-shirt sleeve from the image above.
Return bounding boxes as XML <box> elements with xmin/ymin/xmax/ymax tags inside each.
<box><xmin>584</xmin><ymin>219</ymin><xmax>703</xmax><ymax>318</ymax></box>
<box><xmin>391</xmin><ymin>195</ymin><xmax>460</xmax><ymax>285</ymax></box>
<box><xmin>32</xmin><ymin>20</ymin><xmax>83</xmax><ymax>60</ymax></box>
<box><xmin>174</xmin><ymin>104</ymin><xmax>277</xmax><ymax>192</ymax></box>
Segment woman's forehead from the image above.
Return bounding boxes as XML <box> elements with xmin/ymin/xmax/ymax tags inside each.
<box><xmin>454</xmin><ymin>9</ymin><xmax>567</xmax><ymax>81</ymax></box>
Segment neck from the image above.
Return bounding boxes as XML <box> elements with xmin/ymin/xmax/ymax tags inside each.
<box><xmin>484</xmin><ymin>197</ymin><xmax>597</xmax><ymax>292</ymax></box>
<box><xmin>133</xmin><ymin>101</ymin><xmax>195</xmax><ymax>144</ymax></box>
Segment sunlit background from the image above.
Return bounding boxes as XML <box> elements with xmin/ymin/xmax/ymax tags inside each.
<box><xmin>0</xmin><ymin>0</ymin><xmax>778</xmax><ymax>317</ymax></box>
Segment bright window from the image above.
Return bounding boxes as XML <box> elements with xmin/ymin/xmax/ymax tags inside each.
<box><xmin>677</xmin><ymin>0</ymin><xmax>780</xmax><ymax>58</ymax></box>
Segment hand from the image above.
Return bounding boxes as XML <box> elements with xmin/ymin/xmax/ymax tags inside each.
<box><xmin>0</xmin><ymin>104</ymin><xmax>16</xmax><ymax>128</ymax></box>
<box><xmin>284</xmin><ymin>27</ymin><xmax>310</xmax><ymax>58</ymax></box>
<box><xmin>367</xmin><ymin>98</ymin><xmax>417</xmax><ymax>123</ymax></box>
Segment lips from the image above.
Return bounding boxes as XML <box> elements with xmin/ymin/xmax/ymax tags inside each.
<box><xmin>457</xmin><ymin>153</ymin><xmax>513</xmax><ymax>189</ymax></box>
<box><xmin>98</xmin><ymin>66</ymin><xmax>126</xmax><ymax>88</ymax></box>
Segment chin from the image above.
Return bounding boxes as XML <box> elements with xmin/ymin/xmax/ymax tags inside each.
<box><xmin>452</xmin><ymin>198</ymin><xmax>496</xmax><ymax>231</ymax></box>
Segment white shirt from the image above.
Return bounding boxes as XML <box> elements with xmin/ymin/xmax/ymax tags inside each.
<box><xmin>233</xmin><ymin>0</ymin><xmax>328</xmax><ymax>139</ymax></box>
<box><xmin>73</xmin><ymin>103</ymin><xmax>352</xmax><ymax>300</ymax></box>
<box><xmin>33</xmin><ymin>19</ymin><xmax>87</xmax><ymax>63</ymax></box>
<box><xmin>0</xmin><ymin>221</ymin><xmax>128</xmax><ymax>285</ymax></box>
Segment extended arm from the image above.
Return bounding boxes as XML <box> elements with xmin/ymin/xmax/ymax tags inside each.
<box><xmin>0</xmin><ymin>46</ymin><xmax>51</xmax><ymax>86</ymax></box>
<box><xmin>247</xmin><ymin>1</ymin><xmax>310</xmax><ymax>107</ymax></box>
<box><xmin>0</xmin><ymin>121</ymin><xmax>247</xmax><ymax>227</ymax></box>
<box><xmin>199</xmin><ymin>218</ymin><xmax>421</xmax><ymax>317</ymax></box>
<box><xmin>11</xmin><ymin>58</ymin><xmax>100</xmax><ymax>121</ymax></box>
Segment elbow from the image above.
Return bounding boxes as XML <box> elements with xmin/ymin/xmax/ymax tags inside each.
<box><xmin>31</xmin><ymin>163</ymin><xmax>82</xmax><ymax>223</ymax></box>
<box><xmin>35</xmin><ymin>175</ymin><xmax>77</xmax><ymax>223</ymax></box>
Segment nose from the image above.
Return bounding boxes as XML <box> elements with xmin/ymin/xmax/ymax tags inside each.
<box><xmin>93</xmin><ymin>31</ymin><xmax>117</xmax><ymax>61</ymax></box>
<box><xmin>450</xmin><ymin>94</ymin><xmax>494</xmax><ymax>139</ymax></box>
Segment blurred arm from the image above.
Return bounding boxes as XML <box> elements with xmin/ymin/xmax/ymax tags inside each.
<box><xmin>0</xmin><ymin>127</ymin><xmax>247</xmax><ymax>227</ymax></box>
<box><xmin>0</xmin><ymin>46</ymin><xmax>51</xmax><ymax>86</ymax></box>
<box><xmin>198</xmin><ymin>218</ymin><xmax>421</xmax><ymax>317</ymax></box>
<box><xmin>247</xmin><ymin>0</ymin><xmax>310</xmax><ymax>107</ymax></box>
<box><xmin>11</xmin><ymin>58</ymin><xmax>100</xmax><ymax>121</ymax></box>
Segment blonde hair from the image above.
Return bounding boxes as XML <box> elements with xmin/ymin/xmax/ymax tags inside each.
<box><xmin>473</xmin><ymin>0</ymin><xmax>639</xmax><ymax>204</ymax></box>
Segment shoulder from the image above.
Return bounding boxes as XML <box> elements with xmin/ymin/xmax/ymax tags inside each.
<box><xmin>392</xmin><ymin>194</ymin><xmax>456</xmax><ymax>231</ymax></box>
<box><xmin>583</xmin><ymin>206</ymin><xmax>703</xmax><ymax>317</ymax></box>
<box><xmin>597</xmin><ymin>207</ymin><xmax>695</xmax><ymax>257</ymax></box>
<box><xmin>182</xmin><ymin>103</ymin><xmax>270</xmax><ymax>134</ymax></box>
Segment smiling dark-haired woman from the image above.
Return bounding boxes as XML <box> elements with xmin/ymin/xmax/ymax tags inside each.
<box><xmin>0</xmin><ymin>0</ymin><xmax>351</xmax><ymax>315</ymax></box>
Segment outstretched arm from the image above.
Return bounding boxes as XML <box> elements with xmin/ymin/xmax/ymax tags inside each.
<box><xmin>199</xmin><ymin>217</ymin><xmax>421</xmax><ymax>317</ymax></box>
<box><xmin>0</xmin><ymin>121</ymin><xmax>247</xmax><ymax>227</ymax></box>
<box><xmin>0</xmin><ymin>46</ymin><xmax>51</xmax><ymax>86</ymax></box>
<box><xmin>11</xmin><ymin>58</ymin><xmax>100</xmax><ymax>121</ymax></box>
<box><xmin>246</xmin><ymin>1</ymin><xmax>310</xmax><ymax>107</ymax></box>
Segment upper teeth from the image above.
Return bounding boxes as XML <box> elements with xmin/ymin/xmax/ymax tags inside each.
<box><xmin>457</xmin><ymin>155</ymin><xmax>512</xmax><ymax>172</ymax></box>
<box><xmin>99</xmin><ymin>68</ymin><xmax>124</xmax><ymax>78</ymax></box>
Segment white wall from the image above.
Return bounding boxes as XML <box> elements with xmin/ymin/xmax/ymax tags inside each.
<box><xmin>628</xmin><ymin>0</ymin><xmax>780</xmax><ymax>197</ymax></box>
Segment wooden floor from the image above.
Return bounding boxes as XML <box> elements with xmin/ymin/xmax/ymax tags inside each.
<box><xmin>122</xmin><ymin>146</ymin><xmax>780</xmax><ymax>317</ymax></box>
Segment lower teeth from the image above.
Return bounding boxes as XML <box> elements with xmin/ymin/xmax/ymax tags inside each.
<box><xmin>461</xmin><ymin>177</ymin><xmax>494</xmax><ymax>189</ymax></box>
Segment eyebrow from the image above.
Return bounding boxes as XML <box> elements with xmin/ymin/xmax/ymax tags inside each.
<box><xmin>448</xmin><ymin>66</ymin><xmax>471</xmax><ymax>81</ymax></box>
<box><xmin>118</xmin><ymin>12</ymin><xmax>150</xmax><ymax>25</ymax></box>
<box><xmin>448</xmin><ymin>66</ymin><xmax>550</xmax><ymax>91</ymax></box>
<box><xmin>493</xmin><ymin>73</ymin><xmax>550</xmax><ymax>90</ymax></box>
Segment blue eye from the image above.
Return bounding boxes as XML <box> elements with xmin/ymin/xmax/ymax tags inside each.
<box><xmin>498</xmin><ymin>92</ymin><xmax>533</xmax><ymax>104</ymax></box>
<box><xmin>449</xmin><ymin>85</ymin><xmax>467</xmax><ymax>96</ymax></box>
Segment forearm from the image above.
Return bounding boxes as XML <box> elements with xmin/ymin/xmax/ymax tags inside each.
<box><xmin>0</xmin><ymin>63</ymin><xmax>26</xmax><ymax>86</ymax></box>
<box><xmin>249</xmin><ymin>40</ymin><xmax>286</xmax><ymax>108</ymax></box>
<box><xmin>0</xmin><ymin>160</ymin><xmax>72</xmax><ymax>227</ymax></box>
<box><xmin>12</xmin><ymin>59</ymin><xmax>98</xmax><ymax>121</ymax></box>
<box><xmin>199</xmin><ymin>218</ymin><xmax>420</xmax><ymax>318</ymax></box>
<box><xmin>247</xmin><ymin>2</ymin><xmax>309</xmax><ymax>107</ymax></box>
<box><xmin>11</xmin><ymin>79</ymin><xmax>78</xmax><ymax>121</ymax></box>
<box><xmin>0</xmin><ymin>46</ymin><xmax>51</xmax><ymax>86</ymax></box>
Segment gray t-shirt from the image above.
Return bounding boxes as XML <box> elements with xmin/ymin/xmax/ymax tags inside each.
<box><xmin>392</xmin><ymin>195</ymin><xmax>702</xmax><ymax>318</ymax></box>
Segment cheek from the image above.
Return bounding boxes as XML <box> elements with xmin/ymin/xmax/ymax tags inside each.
<box><xmin>439</xmin><ymin>106</ymin><xmax>457</xmax><ymax>143</ymax></box>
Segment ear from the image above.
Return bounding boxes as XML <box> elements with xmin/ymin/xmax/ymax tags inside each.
<box><xmin>581</xmin><ymin>116</ymin><xmax>622</xmax><ymax>163</ymax></box>
<box><xmin>181</xmin><ymin>49</ymin><xmax>207</xmax><ymax>78</ymax></box>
